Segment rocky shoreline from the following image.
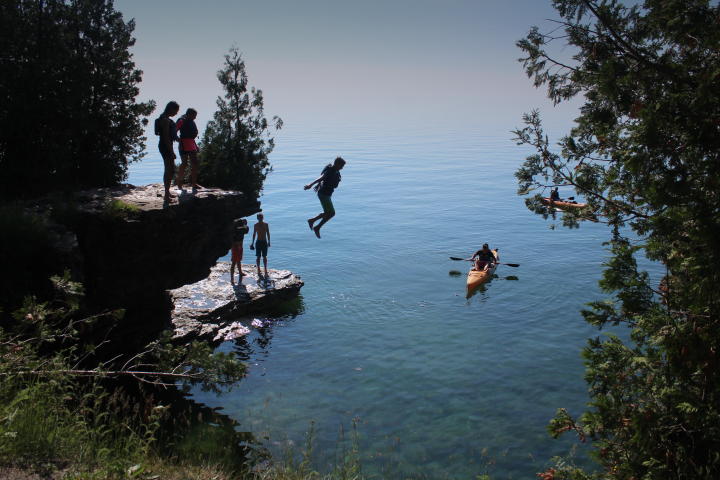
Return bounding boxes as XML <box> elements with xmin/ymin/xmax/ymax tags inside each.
<box><xmin>29</xmin><ymin>183</ymin><xmax>304</xmax><ymax>353</ymax></box>
<box><xmin>171</xmin><ymin>261</ymin><xmax>304</xmax><ymax>343</ymax></box>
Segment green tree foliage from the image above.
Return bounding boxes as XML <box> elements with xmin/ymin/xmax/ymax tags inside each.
<box><xmin>514</xmin><ymin>1</ymin><xmax>720</xmax><ymax>477</ymax></box>
<box><xmin>198</xmin><ymin>46</ymin><xmax>283</xmax><ymax>196</ymax></box>
<box><xmin>0</xmin><ymin>0</ymin><xmax>155</xmax><ymax>200</ymax></box>
<box><xmin>0</xmin><ymin>272</ymin><xmax>258</xmax><ymax>475</ymax></box>
<box><xmin>2</xmin><ymin>271</ymin><xmax>248</xmax><ymax>394</ymax></box>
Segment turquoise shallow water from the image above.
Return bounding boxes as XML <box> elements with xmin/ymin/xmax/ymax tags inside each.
<box><xmin>129</xmin><ymin>95</ymin><xmax>649</xmax><ymax>477</ymax></box>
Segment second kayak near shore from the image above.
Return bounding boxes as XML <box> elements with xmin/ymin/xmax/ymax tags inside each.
<box><xmin>541</xmin><ymin>197</ymin><xmax>587</xmax><ymax>209</ymax></box>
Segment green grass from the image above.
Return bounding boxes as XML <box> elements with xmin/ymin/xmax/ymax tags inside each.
<box><xmin>0</xmin><ymin>371</ymin><xmax>266</xmax><ymax>479</ymax></box>
<box><xmin>103</xmin><ymin>198</ymin><xmax>141</xmax><ymax>219</ymax></box>
<box><xmin>0</xmin><ymin>375</ymin><xmax>154</xmax><ymax>477</ymax></box>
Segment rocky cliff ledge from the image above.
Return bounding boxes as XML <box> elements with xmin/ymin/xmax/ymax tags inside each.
<box><xmin>28</xmin><ymin>183</ymin><xmax>302</xmax><ymax>351</ymax></box>
<box><xmin>171</xmin><ymin>262</ymin><xmax>304</xmax><ymax>343</ymax></box>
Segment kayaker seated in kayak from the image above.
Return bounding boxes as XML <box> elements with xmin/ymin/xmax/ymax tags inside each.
<box><xmin>472</xmin><ymin>258</ymin><xmax>490</xmax><ymax>272</ymax></box>
<box><xmin>471</xmin><ymin>243</ymin><xmax>496</xmax><ymax>271</ymax></box>
<box><xmin>550</xmin><ymin>187</ymin><xmax>560</xmax><ymax>201</ymax></box>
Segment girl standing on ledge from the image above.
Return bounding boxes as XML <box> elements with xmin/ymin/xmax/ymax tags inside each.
<box><xmin>176</xmin><ymin>107</ymin><xmax>202</xmax><ymax>194</ymax></box>
<box><xmin>155</xmin><ymin>101</ymin><xmax>180</xmax><ymax>202</ymax></box>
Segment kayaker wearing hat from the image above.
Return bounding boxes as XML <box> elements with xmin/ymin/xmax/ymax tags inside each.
<box><xmin>471</xmin><ymin>243</ymin><xmax>496</xmax><ymax>271</ymax></box>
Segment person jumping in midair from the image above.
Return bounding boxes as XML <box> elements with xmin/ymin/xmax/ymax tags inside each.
<box><xmin>304</xmin><ymin>156</ymin><xmax>346</xmax><ymax>239</ymax></box>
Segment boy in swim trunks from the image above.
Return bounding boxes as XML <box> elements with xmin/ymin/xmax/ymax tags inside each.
<box><xmin>250</xmin><ymin>213</ymin><xmax>271</xmax><ymax>279</ymax></box>
<box><xmin>230</xmin><ymin>219</ymin><xmax>246</xmax><ymax>283</ymax></box>
<box><xmin>304</xmin><ymin>156</ymin><xmax>346</xmax><ymax>239</ymax></box>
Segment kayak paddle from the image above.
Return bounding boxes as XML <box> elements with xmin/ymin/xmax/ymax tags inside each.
<box><xmin>449</xmin><ymin>257</ymin><xmax>520</xmax><ymax>267</ymax></box>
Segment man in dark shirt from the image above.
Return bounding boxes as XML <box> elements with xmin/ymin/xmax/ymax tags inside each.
<box><xmin>304</xmin><ymin>156</ymin><xmax>346</xmax><ymax>239</ymax></box>
<box><xmin>550</xmin><ymin>187</ymin><xmax>560</xmax><ymax>201</ymax></box>
<box><xmin>471</xmin><ymin>243</ymin><xmax>496</xmax><ymax>265</ymax></box>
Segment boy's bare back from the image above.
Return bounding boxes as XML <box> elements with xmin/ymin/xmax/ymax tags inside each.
<box><xmin>254</xmin><ymin>221</ymin><xmax>269</xmax><ymax>242</ymax></box>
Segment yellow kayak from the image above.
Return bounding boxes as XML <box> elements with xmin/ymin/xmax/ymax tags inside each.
<box><xmin>467</xmin><ymin>249</ymin><xmax>499</xmax><ymax>290</ymax></box>
<box><xmin>542</xmin><ymin>197</ymin><xmax>587</xmax><ymax>209</ymax></box>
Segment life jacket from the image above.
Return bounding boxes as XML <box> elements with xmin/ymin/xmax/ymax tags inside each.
<box><xmin>178</xmin><ymin>116</ymin><xmax>199</xmax><ymax>139</ymax></box>
<box><xmin>320</xmin><ymin>164</ymin><xmax>341</xmax><ymax>191</ymax></box>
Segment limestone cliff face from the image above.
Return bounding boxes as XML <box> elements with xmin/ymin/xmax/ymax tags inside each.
<box><xmin>32</xmin><ymin>183</ymin><xmax>261</xmax><ymax>347</ymax></box>
<box><xmin>71</xmin><ymin>184</ymin><xmax>259</xmax><ymax>315</ymax></box>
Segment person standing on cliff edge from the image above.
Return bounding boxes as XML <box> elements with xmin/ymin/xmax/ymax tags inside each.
<box><xmin>304</xmin><ymin>156</ymin><xmax>346</xmax><ymax>239</ymax></box>
<box><xmin>176</xmin><ymin>108</ymin><xmax>203</xmax><ymax>194</ymax></box>
<box><xmin>155</xmin><ymin>101</ymin><xmax>180</xmax><ymax>203</ymax></box>
<box><xmin>250</xmin><ymin>213</ymin><xmax>271</xmax><ymax>280</ymax></box>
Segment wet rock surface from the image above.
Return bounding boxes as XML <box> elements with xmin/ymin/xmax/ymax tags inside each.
<box><xmin>171</xmin><ymin>261</ymin><xmax>304</xmax><ymax>343</ymax></box>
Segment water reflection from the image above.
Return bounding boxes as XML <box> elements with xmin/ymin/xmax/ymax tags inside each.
<box><xmin>225</xmin><ymin>296</ymin><xmax>305</xmax><ymax>364</ymax></box>
<box><xmin>153</xmin><ymin>386</ymin><xmax>269</xmax><ymax>473</ymax></box>
<box><xmin>465</xmin><ymin>281</ymin><xmax>490</xmax><ymax>300</ymax></box>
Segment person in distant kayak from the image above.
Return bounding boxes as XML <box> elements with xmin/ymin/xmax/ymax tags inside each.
<box><xmin>550</xmin><ymin>187</ymin><xmax>560</xmax><ymax>201</ymax></box>
<box><xmin>250</xmin><ymin>213</ymin><xmax>271</xmax><ymax>279</ymax></box>
<box><xmin>304</xmin><ymin>156</ymin><xmax>346</xmax><ymax>239</ymax></box>
<box><xmin>176</xmin><ymin>108</ymin><xmax>202</xmax><ymax>194</ymax></box>
<box><xmin>471</xmin><ymin>244</ymin><xmax>496</xmax><ymax>271</ymax></box>
<box><xmin>155</xmin><ymin>101</ymin><xmax>180</xmax><ymax>202</ymax></box>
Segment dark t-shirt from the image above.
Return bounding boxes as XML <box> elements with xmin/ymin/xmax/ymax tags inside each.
<box><xmin>318</xmin><ymin>165</ymin><xmax>341</xmax><ymax>196</ymax></box>
<box><xmin>473</xmin><ymin>249</ymin><xmax>495</xmax><ymax>263</ymax></box>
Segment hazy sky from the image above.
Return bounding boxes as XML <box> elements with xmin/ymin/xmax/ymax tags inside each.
<box><xmin>115</xmin><ymin>0</ymin><xmax>574</xmax><ymax>118</ymax></box>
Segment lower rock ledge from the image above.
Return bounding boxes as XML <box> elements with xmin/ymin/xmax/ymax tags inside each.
<box><xmin>170</xmin><ymin>261</ymin><xmax>304</xmax><ymax>343</ymax></box>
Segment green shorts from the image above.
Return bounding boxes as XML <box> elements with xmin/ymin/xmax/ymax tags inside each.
<box><xmin>318</xmin><ymin>194</ymin><xmax>335</xmax><ymax>214</ymax></box>
<box><xmin>255</xmin><ymin>240</ymin><xmax>268</xmax><ymax>257</ymax></box>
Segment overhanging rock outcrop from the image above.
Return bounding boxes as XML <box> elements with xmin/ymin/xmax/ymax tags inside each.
<box><xmin>29</xmin><ymin>183</ymin><xmax>267</xmax><ymax>348</ymax></box>
<box><xmin>70</xmin><ymin>184</ymin><xmax>260</xmax><ymax>317</ymax></box>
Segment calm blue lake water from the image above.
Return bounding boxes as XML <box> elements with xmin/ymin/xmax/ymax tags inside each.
<box><xmin>128</xmin><ymin>95</ymin><xmax>649</xmax><ymax>478</ymax></box>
